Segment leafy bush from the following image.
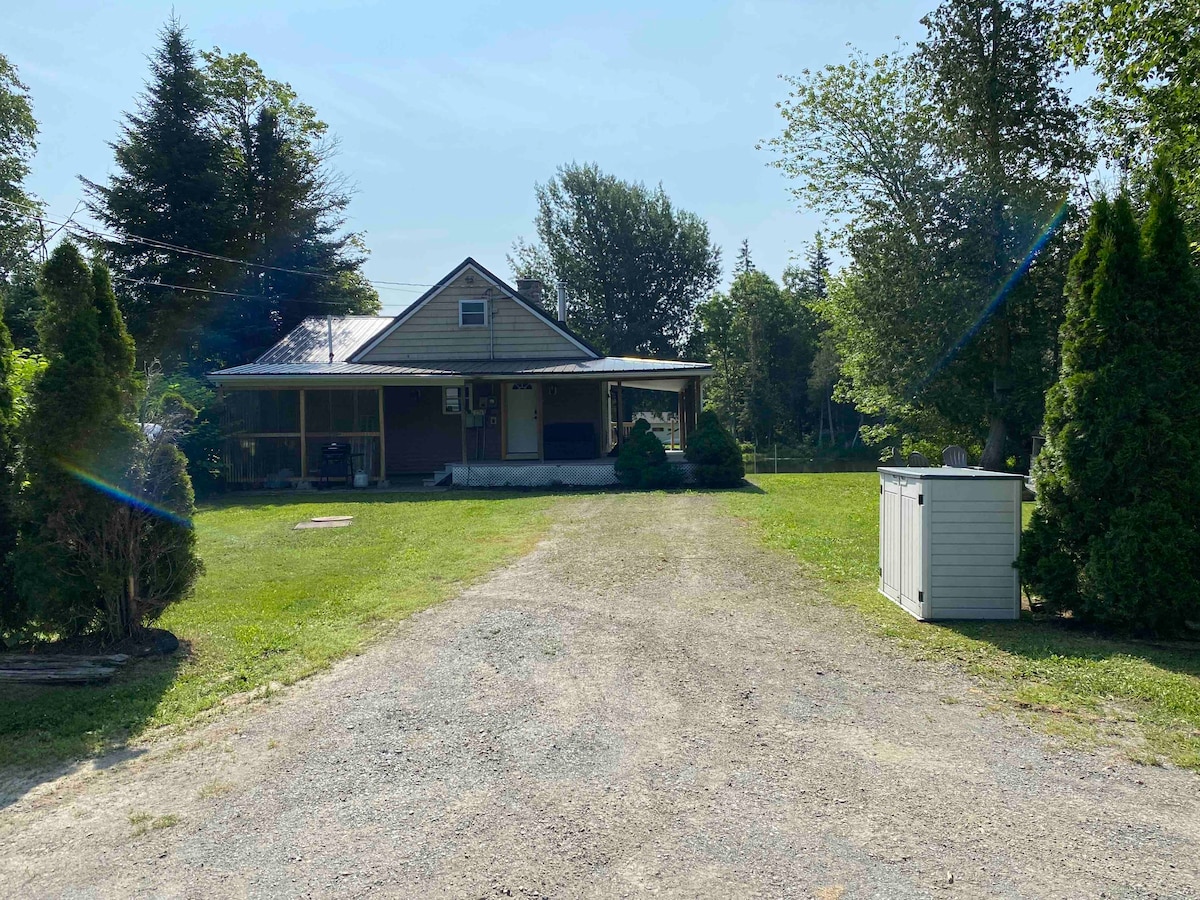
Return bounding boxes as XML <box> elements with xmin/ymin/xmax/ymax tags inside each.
<box><xmin>1021</xmin><ymin>165</ymin><xmax>1200</xmax><ymax>636</ymax></box>
<box><xmin>686</xmin><ymin>410</ymin><xmax>745</xmax><ymax>487</ymax></box>
<box><xmin>615</xmin><ymin>418</ymin><xmax>680</xmax><ymax>488</ymax></box>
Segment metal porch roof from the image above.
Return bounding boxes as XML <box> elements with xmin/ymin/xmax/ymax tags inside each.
<box><xmin>208</xmin><ymin>356</ymin><xmax>712</xmax><ymax>382</ymax></box>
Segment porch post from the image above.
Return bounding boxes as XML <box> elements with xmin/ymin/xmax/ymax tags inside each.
<box><xmin>536</xmin><ymin>382</ymin><xmax>544</xmax><ymax>461</ymax></box>
<box><xmin>616</xmin><ymin>381</ymin><xmax>624</xmax><ymax>449</ymax></box>
<box><xmin>377</xmin><ymin>387</ymin><xmax>386</xmax><ymax>483</ymax></box>
<box><xmin>679</xmin><ymin>385</ymin><xmax>687</xmax><ymax>449</ymax></box>
<box><xmin>299</xmin><ymin>388</ymin><xmax>308</xmax><ymax>485</ymax></box>
<box><xmin>460</xmin><ymin>382</ymin><xmax>468</xmax><ymax>464</ymax></box>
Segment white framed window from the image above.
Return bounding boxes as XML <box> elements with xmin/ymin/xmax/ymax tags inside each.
<box><xmin>443</xmin><ymin>385</ymin><xmax>471</xmax><ymax>414</ymax></box>
<box><xmin>459</xmin><ymin>299</ymin><xmax>487</xmax><ymax>327</ymax></box>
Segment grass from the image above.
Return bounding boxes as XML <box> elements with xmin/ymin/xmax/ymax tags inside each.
<box><xmin>129</xmin><ymin>811</ymin><xmax>180</xmax><ymax>836</ymax></box>
<box><xmin>724</xmin><ymin>473</ymin><xmax>1200</xmax><ymax>769</ymax></box>
<box><xmin>0</xmin><ymin>491</ymin><xmax>556</xmax><ymax>770</ymax></box>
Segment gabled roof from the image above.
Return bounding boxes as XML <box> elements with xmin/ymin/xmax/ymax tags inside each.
<box><xmin>348</xmin><ymin>257</ymin><xmax>601</xmax><ymax>361</ymax></box>
<box><xmin>256</xmin><ymin>315</ymin><xmax>393</xmax><ymax>365</ymax></box>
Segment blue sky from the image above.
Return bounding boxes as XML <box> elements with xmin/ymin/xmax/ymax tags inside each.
<box><xmin>12</xmin><ymin>1</ymin><xmax>952</xmax><ymax>311</ymax></box>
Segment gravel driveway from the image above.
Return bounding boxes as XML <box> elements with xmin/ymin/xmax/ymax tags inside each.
<box><xmin>1</xmin><ymin>493</ymin><xmax>1197</xmax><ymax>898</ymax></box>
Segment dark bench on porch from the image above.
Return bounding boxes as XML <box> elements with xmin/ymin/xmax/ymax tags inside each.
<box><xmin>543</xmin><ymin>422</ymin><xmax>596</xmax><ymax>460</ymax></box>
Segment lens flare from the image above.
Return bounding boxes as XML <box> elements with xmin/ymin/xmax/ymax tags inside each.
<box><xmin>913</xmin><ymin>201</ymin><xmax>1070</xmax><ymax>398</ymax></box>
<box><xmin>58</xmin><ymin>459</ymin><xmax>193</xmax><ymax>528</ymax></box>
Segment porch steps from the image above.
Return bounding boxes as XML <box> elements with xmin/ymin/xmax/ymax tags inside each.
<box><xmin>424</xmin><ymin>467</ymin><xmax>453</xmax><ymax>487</ymax></box>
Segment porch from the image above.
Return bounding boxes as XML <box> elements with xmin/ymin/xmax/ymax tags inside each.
<box><xmin>218</xmin><ymin>370</ymin><xmax>705</xmax><ymax>489</ymax></box>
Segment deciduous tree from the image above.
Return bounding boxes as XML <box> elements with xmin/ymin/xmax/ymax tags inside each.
<box><xmin>511</xmin><ymin>163</ymin><xmax>720</xmax><ymax>357</ymax></box>
<box><xmin>766</xmin><ymin>1</ymin><xmax>1090</xmax><ymax>468</ymax></box>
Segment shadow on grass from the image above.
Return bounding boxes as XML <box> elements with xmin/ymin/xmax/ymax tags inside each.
<box><xmin>0</xmin><ymin>647</ymin><xmax>186</xmax><ymax>807</ymax></box>
<box><xmin>199</xmin><ymin>482</ymin><xmax>762</xmax><ymax>512</ymax></box>
<box><xmin>933</xmin><ymin>616</ymin><xmax>1200</xmax><ymax>683</ymax></box>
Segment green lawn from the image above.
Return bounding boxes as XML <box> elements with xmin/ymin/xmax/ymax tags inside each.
<box><xmin>0</xmin><ymin>491</ymin><xmax>556</xmax><ymax>770</ymax></box>
<box><xmin>725</xmin><ymin>474</ymin><xmax>1200</xmax><ymax>769</ymax></box>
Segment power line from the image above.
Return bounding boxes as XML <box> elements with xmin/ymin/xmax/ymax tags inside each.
<box><xmin>110</xmin><ymin>273</ymin><xmax>415</xmax><ymax>309</ymax></box>
<box><xmin>0</xmin><ymin>196</ymin><xmax>437</xmax><ymax>295</ymax></box>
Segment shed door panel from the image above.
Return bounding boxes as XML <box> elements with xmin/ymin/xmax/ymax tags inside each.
<box><xmin>899</xmin><ymin>480</ymin><xmax>924</xmax><ymax>615</ymax></box>
<box><xmin>880</xmin><ymin>476</ymin><xmax>902</xmax><ymax>599</ymax></box>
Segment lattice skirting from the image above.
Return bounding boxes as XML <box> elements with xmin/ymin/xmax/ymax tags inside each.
<box><xmin>449</xmin><ymin>461</ymin><xmax>697</xmax><ymax>488</ymax></box>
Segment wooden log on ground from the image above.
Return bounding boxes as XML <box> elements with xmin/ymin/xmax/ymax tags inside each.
<box><xmin>0</xmin><ymin>654</ymin><xmax>130</xmax><ymax>685</ymax></box>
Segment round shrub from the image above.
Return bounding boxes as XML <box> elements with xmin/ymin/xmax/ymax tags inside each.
<box><xmin>615</xmin><ymin>418</ymin><xmax>679</xmax><ymax>488</ymax></box>
<box><xmin>686</xmin><ymin>410</ymin><xmax>745</xmax><ymax>487</ymax></box>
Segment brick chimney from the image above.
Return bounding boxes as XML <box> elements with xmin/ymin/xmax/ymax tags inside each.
<box><xmin>516</xmin><ymin>278</ymin><xmax>544</xmax><ymax>308</ymax></box>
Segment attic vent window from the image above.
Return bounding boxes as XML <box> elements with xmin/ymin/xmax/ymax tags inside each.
<box><xmin>459</xmin><ymin>299</ymin><xmax>487</xmax><ymax>327</ymax></box>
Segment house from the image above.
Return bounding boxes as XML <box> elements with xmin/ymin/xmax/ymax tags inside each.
<box><xmin>207</xmin><ymin>258</ymin><xmax>712</xmax><ymax>488</ymax></box>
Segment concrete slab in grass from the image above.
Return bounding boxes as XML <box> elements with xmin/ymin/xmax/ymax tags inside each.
<box><xmin>294</xmin><ymin>516</ymin><xmax>353</xmax><ymax>530</ymax></box>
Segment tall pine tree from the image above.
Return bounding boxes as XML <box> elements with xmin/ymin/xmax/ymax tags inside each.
<box><xmin>199</xmin><ymin>50</ymin><xmax>377</xmax><ymax>365</ymax></box>
<box><xmin>82</xmin><ymin>19</ymin><xmax>230</xmax><ymax>368</ymax></box>
<box><xmin>1022</xmin><ymin>165</ymin><xmax>1200</xmax><ymax>634</ymax></box>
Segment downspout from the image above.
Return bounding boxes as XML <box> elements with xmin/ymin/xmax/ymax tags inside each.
<box><xmin>327</xmin><ymin>315</ymin><xmax>334</xmax><ymax>364</ymax></box>
<box><xmin>488</xmin><ymin>291</ymin><xmax>495</xmax><ymax>361</ymax></box>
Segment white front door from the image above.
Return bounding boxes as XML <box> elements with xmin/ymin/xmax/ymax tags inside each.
<box><xmin>506</xmin><ymin>383</ymin><xmax>538</xmax><ymax>458</ymax></box>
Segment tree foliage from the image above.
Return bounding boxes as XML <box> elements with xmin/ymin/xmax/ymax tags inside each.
<box><xmin>83</xmin><ymin>19</ymin><xmax>377</xmax><ymax>370</ymax></box>
<box><xmin>511</xmin><ymin>162</ymin><xmax>720</xmax><ymax>357</ymax></box>
<box><xmin>693</xmin><ymin>240</ymin><xmax>825</xmax><ymax>446</ymax></box>
<box><xmin>199</xmin><ymin>48</ymin><xmax>377</xmax><ymax>364</ymax></box>
<box><xmin>81</xmin><ymin>20</ymin><xmax>232</xmax><ymax>368</ymax></box>
<box><xmin>0</xmin><ymin>52</ymin><xmax>39</xmax><ymax>284</ymax></box>
<box><xmin>1057</xmin><ymin>0</ymin><xmax>1200</xmax><ymax>222</ymax></box>
<box><xmin>766</xmin><ymin>0</ymin><xmax>1090</xmax><ymax>468</ymax></box>
<box><xmin>1022</xmin><ymin>166</ymin><xmax>1200</xmax><ymax>635</ymax></box>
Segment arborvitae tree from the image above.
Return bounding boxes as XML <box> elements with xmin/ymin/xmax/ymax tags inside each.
<box><xmin>1022</xmin><ymin>166</ymin><xmax>1200</xmax><ymax>634</ymax></box>
<box><xmin>13</xmin><ymin>244</ymin><xmax>136</xmax><ymax>635</ymax></box>
<box><xmin>82</xmin><ymin>19</ymin><xmax>232</xmax><ymax>367</ymax></box>
<box><xmin>13</xmin><ymin>245</ymin><xmax>199</xmax><ymax>639</ymax></box>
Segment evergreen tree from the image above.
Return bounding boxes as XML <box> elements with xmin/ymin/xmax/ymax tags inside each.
<box><xmin>198</xmin><ymin>50</ymin><xmax>378</xmax><ymax>365</ymax></box>
<box><xmin>82</xmin><ymin>19</ymin><xmax>231</xmax><ymax>368</ymax></box>
<box><xmin>1022</xmin><ymin>166</ymin><xmax>1200</xmax><ymax>634</ymax></box>
<box><xmin>3</xmin><ymin>265</ymin><xmax>42</xmax><ymax>350</ymax></box>
<box><xmin>13</xmin><ymin>244</ymin><xmax>136</xmax><ymax>635</ymax></box>
<box><xmin>735</xmin><ymin>239</ymin><xmax>755</xmax><ymax>275</ymax></box>
<box><xmin>686</xmin><ymin>411</ymin><xmax>745</xmax><ymax>487</ymax></box>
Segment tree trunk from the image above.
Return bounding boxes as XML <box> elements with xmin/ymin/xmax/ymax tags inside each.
<box><xmin>979</xmin><ymin>414</ymin><xmax>1008</xmax><ymax>470</ymax></box>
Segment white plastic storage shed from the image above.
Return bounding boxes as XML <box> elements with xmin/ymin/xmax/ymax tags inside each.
<box><xmin>879</xmin><ymin>467</ymin><xmax>1024</xmax><ymax>620</ymax></box>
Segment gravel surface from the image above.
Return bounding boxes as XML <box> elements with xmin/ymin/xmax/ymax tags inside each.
<box><xmin>1</xmin><ymin>493</ymin><xmax>1197</xmax><ymax>898</ymax></box>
